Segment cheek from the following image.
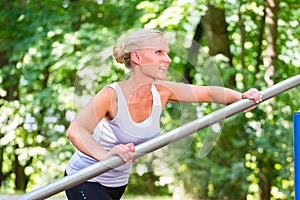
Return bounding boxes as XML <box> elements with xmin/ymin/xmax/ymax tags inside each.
<box><xmin>141</xmin><ymin>57</ymin><xmax>156</xmax><ymax>65</ymax></box>
<box><xmin>140</xmin><ymin>58</ymin><xmax>158</xmax><ymax>70</ymax></box>
<box><xmin>140</xmin><ymin>64</ymin><xmax>155</xmax><ymax>73</ymax></box>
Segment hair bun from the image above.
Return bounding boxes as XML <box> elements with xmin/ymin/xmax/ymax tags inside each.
<box><xmin>113</xmin><ymin>41</ymin><xmax>125</xmax><ymax>63</ymax></box>
<box><xmin>113</xmin><ymin>29</ymin><xmax>163</xmax><ymax>67</ymax></box>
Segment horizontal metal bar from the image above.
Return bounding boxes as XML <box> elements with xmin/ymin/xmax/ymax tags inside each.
<box><xmin>18</xmin><ymin>74</ymin><xmax>300</xmax><ymax>200</ymax></box>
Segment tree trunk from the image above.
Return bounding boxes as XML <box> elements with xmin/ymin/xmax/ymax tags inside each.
<box><xmin>238</xmin><ymin>0</ymin><xmax>247</xmax><ymax>87</ymax></box>
<box><xmin>185</xmin><ymin>20</ymin><xmax>203</xmax><ymax>83</ymax></box>
<box><xmin>255</xmin><ymin>3</ymin><xmax>266</xmax><ymax>77</ymax></box>
<box><xmin>238</xmin><ymin>0</ymin><xmax>246</xmax><ymax>71</ymax></box>
<box><xmin>263</xmin><ymin>0</ymin><xmax>280</xmax><ymax>87</ymax></box>
<box><xmin>260</xmin><ymin>0</ymin><xmax>280</xmax><ymax>199</ymax></box>
<box><xmin>202</xmin><ymin>4</ymin><xmax>235</xmax><ymax>87</ymax></box>
<box><xmin>0</xmin><ymin>147</ymin><xmax>3</xmax><ymax>187</ymax></box>
<box><xmin>0</xmin><ymin>50</ymin><xmax>28</xmax><ymax>191</ymax></box>
<box><xmin>14</xmin><ymin>145</ymin><xmax>28</xmax><ymax>191</ymax></box>
<box><xmin>258</xmin><ymin>163</ymin><xmax>273</xmax><ymax>200</ymax></box>
<box><xmin>202</xmin><ymin>5</ymin><xmax>232</xmax><ymax>62</ymax></box>
<box><xmin>0</xmin><ymin>51</ymin><xmax>9</xmax><ymax>188</ymax></box>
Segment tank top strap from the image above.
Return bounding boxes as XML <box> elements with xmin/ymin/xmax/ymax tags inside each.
<box><xmin>151</xmin><ymin>83</ymin><xmax>161</xmax><ymax>107</ymax></box>
<box><xmin>106</xmin><ymin>81</ymin><xmax>162</xmax><ymax>126</ymax></box>
<box><xmin>106</xmin><ymin>82</ymin><xmax>161</xmax><ymax>112</ymax></box>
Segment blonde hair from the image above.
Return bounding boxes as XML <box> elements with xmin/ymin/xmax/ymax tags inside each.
<box><xmin>113</xmin><ymin>29</ymin><xmax>163</xmax><ymax>68</ymax></box>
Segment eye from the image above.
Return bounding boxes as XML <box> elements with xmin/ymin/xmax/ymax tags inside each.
<box><xmin>155</xmin><ymin>50</ymin><xmax>162</xmax><ymax>54</ymax></box>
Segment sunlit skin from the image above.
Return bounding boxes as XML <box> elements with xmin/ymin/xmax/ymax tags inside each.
<box><xmin>66</xmin><ymin>35</ymin><xmax>262</xmax><ymax>164</ymax></box>
<box><xmin>131</xmin><ymin>36</ymin><xmax>171</xmax><ymax>82</ymax></box>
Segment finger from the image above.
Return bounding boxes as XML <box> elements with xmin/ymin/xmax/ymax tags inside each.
<box><xmin>122</xmin><ymin>143</ymin><xmax>135</xmax><ymax>153</ymax></box>
<box><xmin>122</xmin><ymin>152</ymin><xmax>133</xmax><ymax>163</ymax></box>
<box><xmin>114</xmin><ymin>144</ymin><xmax>135</xmax><ymax>163</ymax></box>
<box><xmin>242</xmin><ymin>93</ymin><xmax>254</xmax><ymax>100</ymax></box>
<box><xmin>242</xmin><ymin>90</ymin><xmax>254</xmax><ymax>99</ymax></box>
<box><xmin>242</xmin><ymin>89</ymin><xmax>262</xmax><ymax>103</ymax></box>
<box><xmin>249</xmin><ymin>88</ymin><xmax>262</xmax><ymax>101</ymax></box>
<box><xmin>251</xmin><ymin>93</ymin><xmax>262</xmax><ymax>103</ymax></box>
<box><xmin>127</xmin><ymin>143</ymin><xmax>135</xmax><ymax>152</ymax></box>
<box><xmin>116</xmin><ymin>151</ymin><xmax>128</xmax><ymax>163</ymax></box>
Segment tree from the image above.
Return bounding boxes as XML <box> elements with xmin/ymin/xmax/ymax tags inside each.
<box><xmin>0</xmin><ymin>1</ymin><xmax>299</xmax><ymax>199</ymax></box>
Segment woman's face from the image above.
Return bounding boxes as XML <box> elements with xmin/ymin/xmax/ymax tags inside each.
<box><xmin>137</xmin><ymin>36</ymin><xmax>172</xmax><ymax>80</ymax></box>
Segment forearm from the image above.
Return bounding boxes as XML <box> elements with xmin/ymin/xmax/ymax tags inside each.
<box><xmin>208</xmin><ymin>86</ymin><xmax>242</xmax><ymax>105</ymax></box>
<box><xmin>66</xmin><ymin>122</ymin><xmax>108</xmax><ymax>161</ymax></box>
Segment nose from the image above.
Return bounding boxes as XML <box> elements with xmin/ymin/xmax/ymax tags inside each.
<box><xmin>164</xmin><ymin>53</ymin><xmax>172</xmax><ymax>64</ymax></box>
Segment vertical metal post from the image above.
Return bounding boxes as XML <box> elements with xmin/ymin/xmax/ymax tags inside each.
<box><xmin>295</xmin><ymin>112</ymin><xmax>300</xmax><ymax>200</ymax></box>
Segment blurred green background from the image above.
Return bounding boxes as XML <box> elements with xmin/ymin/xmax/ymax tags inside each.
<box><xmin>0</xmin><ymin>0</ymin><xmax>299</xmax><ymax>199</ymax></box>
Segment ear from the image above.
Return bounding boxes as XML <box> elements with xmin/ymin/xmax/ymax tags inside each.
<box><xmin>131</xmin><ymin>51</ymin><xmax>141</xmax><ymax>65</ymax></box>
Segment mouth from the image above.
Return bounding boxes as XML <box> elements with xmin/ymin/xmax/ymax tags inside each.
<box><xmin>159</xmin><ymin>66</ymin><xmax>168</xmax><ymax>71</ymax></box>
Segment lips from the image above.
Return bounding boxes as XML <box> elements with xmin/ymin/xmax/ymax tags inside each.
<box><xmin>159</xmin><ymin>66</ymin><xmax>168</xmax><ymax>70</ymax></box>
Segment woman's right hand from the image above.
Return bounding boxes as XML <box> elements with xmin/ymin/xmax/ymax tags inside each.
<box><xmin>106</xmin><ymin>143</ymin><xmax>136</xmax><ymax>163</ymax></box>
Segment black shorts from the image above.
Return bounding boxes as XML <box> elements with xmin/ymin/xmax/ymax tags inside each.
<box><xmin>64</xmin><ymin>171</ymin><xmax>127</xmax><ymax>200</ymax></box>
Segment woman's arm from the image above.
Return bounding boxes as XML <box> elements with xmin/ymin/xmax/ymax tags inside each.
<box><xmin>158</xmin><ymin>81</ymin><xmax>262</xmax><ymax>105</ymax></box>
<box><xmin>66</xmin><ymin>87</ymin><xmax>135</xmax><ymax>162</ymax></box>
<box><xmin>196</xmin><ymin>86</ymin><xmax>262</xmax><ymax>105</ymax></box>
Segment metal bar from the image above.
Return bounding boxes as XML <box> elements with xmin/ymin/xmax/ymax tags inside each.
<box><xmin>295</xmin><ymin>112</ymin><xmax>300</xmax><ymax>200</ymax></box>
<box><xmin>18</xmin><ymin>74</ymin><xmax>300</xmax><ymax>200</ymax></box>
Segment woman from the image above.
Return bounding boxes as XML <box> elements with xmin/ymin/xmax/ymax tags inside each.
<box><xmin>65</xmin><ymin>29</ymin><xmax>262</xmax><ymax>200</ymax></box>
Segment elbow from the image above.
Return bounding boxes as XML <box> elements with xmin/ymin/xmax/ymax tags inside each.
<box><xmin>66</xmin><ymin>129</ymin><xmax>73</xmax><ymax>142</ymax></box>
<box><xmin>66</xmin><ymin>129</ymin><xmax>71</xmax><ymax>140</ymax></box>
<box><xmin>66</xmin><ymin>123</ymin><xmax>77</xmax><ymax>141</ymax></box>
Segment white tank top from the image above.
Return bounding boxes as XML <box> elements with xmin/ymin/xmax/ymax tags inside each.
<box><xmin>66</xmin><ymin>82</ymin><xmax>162</xmax><ymax>187</ymax></box>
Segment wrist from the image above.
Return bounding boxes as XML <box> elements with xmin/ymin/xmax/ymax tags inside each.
<box><xmin>97</xmin><ymin>150</ymin><xmax>110</xmax><ymax>161</ymax></box>
<box><xmin>241</xmin><ymin>92</ymin><xmax>245</xmax><ymax>100</ymax></box>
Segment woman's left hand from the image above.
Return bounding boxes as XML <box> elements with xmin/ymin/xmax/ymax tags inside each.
<box><xmin>241</xmin><ymin>88</ymin><xmax>262</xmax><ymax>112</ymax></box>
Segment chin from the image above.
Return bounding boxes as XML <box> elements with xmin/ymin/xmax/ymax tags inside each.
<box><xmin>156</xmin><ymin>73</ymin><xmax>167</xmax><ymax>80</ymax></box>
<box><xmin>157</xmin><ymin>77</ymin><xmax>167</xmax><ymax>81</ymax></box>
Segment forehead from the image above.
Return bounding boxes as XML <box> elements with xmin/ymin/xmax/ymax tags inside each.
<box><xmin>140</xmin><ymin>36</ymin><xmax>169</xmax><ymax>51</ymax></box>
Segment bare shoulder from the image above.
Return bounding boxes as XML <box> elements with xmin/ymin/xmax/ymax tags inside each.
<box><xmin>153</xmin><ymin>81</ymin><xmax>180</xmax><ymax>104</ymax></box>
<box><xmin>153</xmin><ymin>81</ymin><xmax>173</xmax><ymax>93</ymax></box>
<box><xmin>155</xmin><ymin>80</ymin><xmax>187</xmax><ymax>87</ymax></box>
<box><xmin>154</xmin><ymin>80</ymin><xmax>191</xmax><ymax>92</ymax></box>
<box><xmin>154</xmin><ymin>81</ymin><xmax>204</xmax><ymax>103</ymax></box>
<box><xmin>98</xmin><ymin>85</ymin><xmax>115</xmax><ymax>95</ymax></box>
<box><xmin>93</xmin><ymin>85</ymin><xmax>117</xmax><ymax>120</ymax></box>
<box><xmin>94</xmin><ymin>85</ymin><xmax>117</xmax><ymax>105</ymax></box>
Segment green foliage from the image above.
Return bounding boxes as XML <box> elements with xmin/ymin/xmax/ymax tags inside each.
<box><xmin>0</xmin><ymin>0</ymin><xmax>299</xmax><ymax>199</ymax></box>
<box><xmin>126</xmin><ymin>171</ymin><xmax>171</xmax><ymax>196</ymax></box>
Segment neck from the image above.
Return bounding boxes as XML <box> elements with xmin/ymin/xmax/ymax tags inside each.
<box><xmin>128</xmin><ymin>67</ymin><xmax>154</xmax><ymax>87</ymax></box>
<box><xmin>118</xmin><ymin>72</ymin><xmax>153</xmax><ymax>100</ymax></box>
<box><xmin>127</xmin><ymin>77</ymin><xmax>152</xmax><ymax>97</ymax></box>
